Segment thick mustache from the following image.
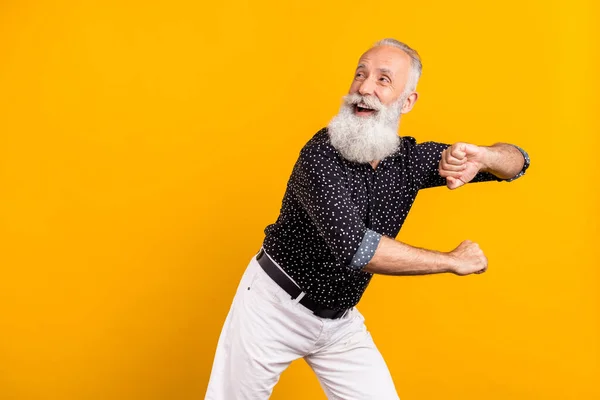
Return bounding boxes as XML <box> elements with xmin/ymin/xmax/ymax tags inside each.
<box><xmin>344</xmin><ymin>94</ymin><xmax>383</xmax><ymax>111</ymax></box>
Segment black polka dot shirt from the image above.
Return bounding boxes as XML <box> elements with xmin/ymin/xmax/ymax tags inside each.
<box><xmin>262</xmin><ymin>128</ymin><xmax>530</xmax><ymax>310</ymax></box>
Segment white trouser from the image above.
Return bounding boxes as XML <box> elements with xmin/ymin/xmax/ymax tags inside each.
<box><xmin>205</xmin><ymin>253</ymin><xmax>400</xmax><ymax>399</ymax></box>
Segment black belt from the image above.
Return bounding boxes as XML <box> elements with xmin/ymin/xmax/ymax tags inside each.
<box><xmin>256</xmin><ymin>248</ymin><xmax>349</xmax><ymax>319</ymax></box>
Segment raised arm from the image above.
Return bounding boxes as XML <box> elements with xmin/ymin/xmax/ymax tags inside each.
<box><xmin>478</xmin><ymin>143</ymin><xmax>528</xmax><ymax>179</ymax></box>
<box><xmin>439</xmin><ymin>142</ymin><xmax>530</xmax><ymax>189</ymax></box>
<box><xmin>363</xmin><ymin>236</ymin><xmax>488</xmax><ymax>276</ymax></box>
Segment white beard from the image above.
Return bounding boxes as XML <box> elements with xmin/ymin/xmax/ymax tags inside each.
<box><xmin>327</xmin><ymin>93</ymin><xmax>404</xmax><ymax>164</ymax></box>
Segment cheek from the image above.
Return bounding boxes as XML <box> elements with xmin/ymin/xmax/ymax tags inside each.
<box><xmin>375</xmin><ymin>86</ymin><xmax>398</xmax><ymax>106</ymax></box>
<box><xmin>375</xmin><ymin>89</ymin><xmax>395</xmax><ymax>106</ymax></box>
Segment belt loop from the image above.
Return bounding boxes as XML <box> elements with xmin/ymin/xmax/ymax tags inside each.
<box><xmin>292</xmin><ymin>292</ymin><xmax>306</xmax><ymax>304</ymax></box>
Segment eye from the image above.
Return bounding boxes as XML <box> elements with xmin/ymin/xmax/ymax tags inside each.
<box><xmin>354</xmin><ymin>72</ymin><xmax>366</xmax><ymax>80</ymax></box>
<box><xmin>379</xmin><ymin>76</ymin><xmax>391</xmax><ymax>84</ymax></box>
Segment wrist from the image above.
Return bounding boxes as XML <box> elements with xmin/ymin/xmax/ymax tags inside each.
<box><xmin>476</xmin><ymin>146</ymin><xmax>493</xmax><ymax>173</ymax></box>
<box><xmin>438</xmin><ymin>252</ymin><xmax>459</xmax><ymax>274</ymax></box>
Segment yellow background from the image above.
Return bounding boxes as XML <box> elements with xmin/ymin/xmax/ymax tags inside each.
<box><xmin>1</xmin><ymin>0</ymin><xmax>598</xmax><ymax>399</ymax></box>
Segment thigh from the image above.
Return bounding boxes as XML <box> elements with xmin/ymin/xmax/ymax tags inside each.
<box><xmin>205</xmin><ymin>257</ymin><xmax>318</xmax><ymax>400</ymax></box>
<box><xmin>304</xmin><ymin>310</ymin><xmax>400</xmax><ymax>400</ymax></box>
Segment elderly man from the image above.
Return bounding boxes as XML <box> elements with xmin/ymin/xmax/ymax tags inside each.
<box><xmin>205</xmin><ymin>38</ymin><xmax>530</xmax><ymax>399</ymax></box>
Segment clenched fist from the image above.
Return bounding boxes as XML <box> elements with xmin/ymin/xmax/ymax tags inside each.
<box><xmin>438</xmin><ymin>143</ymin><xmax>486</xmax><ymax>190</ymax></box>
<box><xmin>448</xmin><ymin>240</ymin><xmax>488</xmax><ymax>275</ymax></box>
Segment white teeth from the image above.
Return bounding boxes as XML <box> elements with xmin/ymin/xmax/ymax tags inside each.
<box><xmin>357</xmin><ymin>103</ymin><xmax>374</xmax><ymax>110</ymax></box>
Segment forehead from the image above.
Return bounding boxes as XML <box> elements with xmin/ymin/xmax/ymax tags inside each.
<box><xmin>356</xmin><ymin>46</ymin><xmax>411</xmax><ymax>75</ymax></box>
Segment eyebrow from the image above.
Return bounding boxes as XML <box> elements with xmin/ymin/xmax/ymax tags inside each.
<box><xmin>355</xmin><ymin>64</ymin><xmax>394</xmax><ymax>77</ymax></box>
<box><xmin>377</xmin><ymin>68</ymin><xmax>394</xmax><ymax>76</ymax></box>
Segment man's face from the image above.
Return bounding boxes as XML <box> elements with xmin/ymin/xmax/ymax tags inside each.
<box><xmin>348</xmin><ymin>45</ymin><xmax>413</xmax><ymax>117</ymax></box>
<box><xmin>327</xmin><ymin>44</ymin><xmax>418</xmax><ymax>163</ymax></box>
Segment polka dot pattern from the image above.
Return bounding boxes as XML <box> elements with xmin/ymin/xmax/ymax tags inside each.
<box><xmin>262</xmin><ymin>128</ymin><xmax>530</xmax><ymax>310</ymax></box>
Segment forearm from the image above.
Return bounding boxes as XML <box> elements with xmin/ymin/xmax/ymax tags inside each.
<box><xmin>479</xmin><ymin>143</ymin><xmax>525</xmax><ymax>179</ymax></box>
<box><xmin>363</xmin><ymin>236</ymin><xmax>456</xmax><ymax>276</ymax></box>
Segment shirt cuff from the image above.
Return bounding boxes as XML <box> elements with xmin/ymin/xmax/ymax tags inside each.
<box><xmin>506</xmin><ymin>145</ymin><xmax>531</xmax><ymax>182</ymax></box>
<box><xmin>349</xmin><ymin>229</ymin><xmax>382</xmax><ymax>270</ymax></box>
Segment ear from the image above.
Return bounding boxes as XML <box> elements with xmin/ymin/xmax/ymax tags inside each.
<box><xmin>400</xmin><ymin>92</ymin><xmax>419</xmax><ymax>114</ymax></box>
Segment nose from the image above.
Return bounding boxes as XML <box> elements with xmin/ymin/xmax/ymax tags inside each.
<box><xmin>358</xmin><ymin>77</ymin><xmax>376</xmax><ymax>96</ymax></box>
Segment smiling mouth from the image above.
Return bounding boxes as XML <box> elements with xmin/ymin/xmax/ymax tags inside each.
<box><xmin>354</xmin><ymin>104</ymin><xmax>377</xmax><ymax>115</ymax></box>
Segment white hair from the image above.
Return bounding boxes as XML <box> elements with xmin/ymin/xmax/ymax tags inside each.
<box><xmin>373</xmin><ymin>38</ymin><xmax>422</xmax><ymax>95</ymax></box>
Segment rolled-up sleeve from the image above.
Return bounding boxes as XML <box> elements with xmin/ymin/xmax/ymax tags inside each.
<box><xmin>291</xmin><ymin>146</ymin><xmax>377</xmax><ymax>270</ymax></box>
<box><xmin>505</xmin><ymin>145</ymin><xmax>531</xmax><ymax>182</ymax></box>
<box><xmin>350</xmin><ymin>229</ymin><xmax>382</xmax><ymax>270</ymax></box>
